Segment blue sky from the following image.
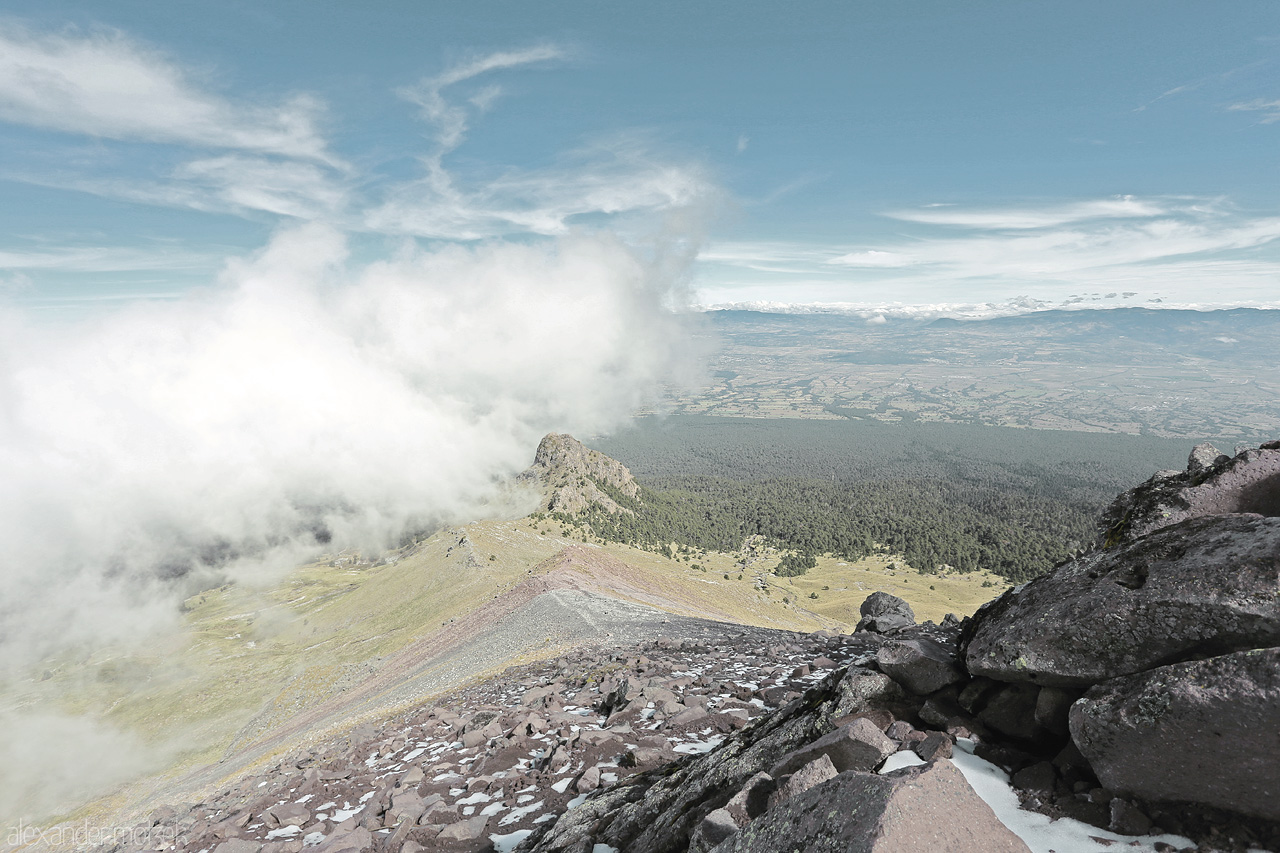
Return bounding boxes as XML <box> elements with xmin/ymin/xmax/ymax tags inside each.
<box><xmin>2</xmin><ymin>0</ymin><xmax>1279</xmax><ymax>314</ymax></box>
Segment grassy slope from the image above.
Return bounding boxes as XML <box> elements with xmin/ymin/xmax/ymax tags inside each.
<box><xmin>10</xmin><ymin>515</ymin><xmax>1004</xmax><ymax>829</ymax></box>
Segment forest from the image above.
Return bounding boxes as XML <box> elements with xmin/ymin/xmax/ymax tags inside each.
<box><xmin>550</xmin><ymin>416</ymin><xmax>1198</xmax><ymax>582</ymax></box>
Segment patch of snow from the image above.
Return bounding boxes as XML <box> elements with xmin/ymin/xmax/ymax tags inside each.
<box><xmin>302</xmin><ymin>832</ymin><xmax>326</xmax><ymax>847</ymax></box>
<box><xmin>463</xmin><ymin>806</ymin><xmax>475</xmax><ymax>816</ymax></box>
<box><xmin>490</xmin><ymin>829</ymin><xmax>533</xmax><ymax>853</ymax></box>
<box><xmin>879</xmin><ymin>751</ymin><xmax>926</xmax><ymax>773</ymax></box>
<box><xmin>402</xmin><ymin>747</ymin><xmax>426</xmax><ymax>761</ymax></box>
<box><xmin>329</xmin><ymin>806</ymin><xmax>362</xmax><ymax>823</ymax></box>
<box><xmin>534</xmin><ymin>814</ymin><xmax>556</xmax><ymax>824</ymax></box>
<box><xmin>673</xmin><ymin>735</ymin><xmax>725</xmax><ymax>755</ymax></box>
<box><xmin>266</xmin><ymin>826</ymin><xmax>301</xmax><ymax>840</ymax></box>
<box><xmin>315</xmin><ymin>801</ymin><xmax>336</xmax><ymax>811</ymax></box>
<box><xmin>950</xmin><ymin>740</ymin><xmax>1194</xmax><ymax>853</ymax></box>
<box><xmin>551</xmin><ymin>778</ymin><xmax>573</xmax><ymax>794</ymax></box>
<box><xmin>593</xmin><ymin>845</ymin><xmax>620</xmax><ymax>853</ymax></box>
<box><xmin>457</xmin><ymin>791</ymin><xmax>491</xmax><ymax>805</ymax></box>
<box><xmin>294</xmin><ymin>794</ymin><xmax>314</xmax><ymax>804</ymax></box>
<box><xmin>566</xmin><ymin>792</ymin><xmax>590</xmax><ymax>809</ymax></box>
<box><xmin>358</xmin><ymin>791</ymin><xmax>376</xmax><ymax>803</ymax></box>
<box><xmin>481</xmin><ymin>802</ymin><xmax>506</xmax><ymax>816</ymax></box>
<box><xmin>499</xmin><ymin>800</ymin><xmax>544</xmax><ymax>826</ymax></box>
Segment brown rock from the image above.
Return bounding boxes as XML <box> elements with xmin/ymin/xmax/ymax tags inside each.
<box><xmin>710</xmin><ymin>761</ymin><xmax>1030</xmax><ymax>853</ymax></box>
<box><xmin>437</xmin><ymin>814</ymin><xmax>489</xmax><ymax>841</ymax></box>
<box><xmin>911</xmin><ymin>731</ymin><xmax>953</xmax><ymax>762</ymax></box>
<box><xmin>769</xmin><ymin>718</ymin><xmax>895</xmax><ymax>777</ymax></box>
<box><xmin>768</xmin><ymin>754</ymin><xmax>838</xmax><ymax>808</ymax></box>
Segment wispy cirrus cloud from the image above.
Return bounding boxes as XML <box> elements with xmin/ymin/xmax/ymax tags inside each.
<box><xmin>1227</xmin><ymin>97</ymin><xmax>1280</xmax><ymax>123</ymax></box>
<box><xmin>365</xmin><ymin>49</ymin><xmax>712</xmax><ymax>239</ymax></box>
<box><xmin>884</xmin><ymin>196</ymin><xmax>1168</xmax><ymax>229</ymax></box>
<box><xmin>698</xmin><ymin>196</ymin><xmax>1280</xmax><ymax>308</ymax></box>
<box><xmin>0</xmin><ymin>31</ymin><xmax>709</xmax><ymax>273</ymax></box>
<box><xmin>0</xmin><ymin>23</ymin><xmax>335</xmax><ymax>163</ymax></box>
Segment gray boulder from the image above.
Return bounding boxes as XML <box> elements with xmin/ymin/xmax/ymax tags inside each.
<box><xmin>1070</xmin><ymin>647</ymin><xmax>1280</xmax><ymax>822</ymax></box>
<box><xmin>1098</xmin><ymin>442</ymin><xmax>1280</xmax><ymax>548</ymax></box>
<box><xmin>768</xmin><ymin>718</ymin><xmax>895</xmax><ymax>777</ymax></box>
<box><xmin>876</xmin><ymin>638</ymin><xmax>965</xmax><ymax>695</ymax></box>
<box><xmin>708</xmin><ymin>761</ymin><xmax>1031</xmax><ymax>853</ymax></box>
<box><xmin>965</xmin><ymin>514</ymin><xmax>1280</xmax><ymax>687</ymax></box>
<box><xmin>855</xmin><ymin>592</ymin><xmax>916</xmax><ymax>633</ymax></box>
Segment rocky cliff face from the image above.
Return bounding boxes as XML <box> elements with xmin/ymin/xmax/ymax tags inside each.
<box><xmin>519</xmin><ymin>433</ymin><xmax>642</xmax><ymax>515</ymax></box>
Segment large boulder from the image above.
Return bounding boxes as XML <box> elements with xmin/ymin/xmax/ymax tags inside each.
<box><xmin>964</xmin><ymin>514</ymin><xmax>1280</xmax><ymax>687</ymax></box>
<box><xmin>1070</xmin><ymin>647</ymin><xmax>1280</xmax><ymax>822</ymax></box>
<box><xmin>856</xmin><ymin>592</ymin><xmax>916</xmax><ymax>634</ymax></box>
<box><xmin>1098</xmin><ymin>442</ymin><xmax>1280</xmax><ymax>548</ymax></box>
<box><xmin>877</xmin><ymin>638</ymin><xmax>965</xmax><ymax>696</ymax></box>
<box><xmin>708</xmin><ymin>761</ymin><xmax>1031</xmax><ymax>853</ymax></box>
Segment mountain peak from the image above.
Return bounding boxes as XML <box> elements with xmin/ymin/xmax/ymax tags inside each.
<box><xmin>522</xmin><ymin>433</ymin><xmax>640</xmax><ymax>514</ymax></box>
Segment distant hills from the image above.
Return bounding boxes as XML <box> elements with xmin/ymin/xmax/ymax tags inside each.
<box><xmin>662</xmin><ymin>307</ymin><xmax>1280</xmax><ymax>438</ymax></box>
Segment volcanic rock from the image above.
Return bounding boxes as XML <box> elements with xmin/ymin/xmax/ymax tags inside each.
<box><xmin>768</xmin><ymin>718</ymin><xmax>896</xmax><ymax>777</ymax></box>
<box><xmin>964</xmin><ymin>514</ymin><xmax>1280</xmax><ymax>687</ymax></box>
<box><xmin>707</xmin><ymin>761</ymin><xmax>1031</xmax><ymax>853</ymax></box>
<box><xmin>1069</xmin><ymin>646</ymin><xmax>1280</xmax><ymax>822</ymax></box>
<box><xmin>876</xmin><ymin>638</ymin><xmax>965</xmax><ymax>695</ymax></box>
<box><xmin>1098</xmin><ymin>443</ymin><xmax>1280</xmax><ymax>548</ymax></box>
<box><xmin>855</xmin><ymin>592</ymin><xmax>916</xmax><ymax>634</ymax></box>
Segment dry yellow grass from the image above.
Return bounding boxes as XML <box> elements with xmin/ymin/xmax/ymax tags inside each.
<box><xmin>11</xmin><ymin>516</ymin><xmax>1007</xmax><ymax>831</ymax></box>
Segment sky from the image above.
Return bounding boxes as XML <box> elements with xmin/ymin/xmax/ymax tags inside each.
<box><xmin>1</xmin><ymin>0</ymin><xmax>1279</xmax><ymax>315</ymax></box>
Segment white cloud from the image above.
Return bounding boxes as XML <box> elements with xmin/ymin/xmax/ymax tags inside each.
<box><xmin>885</xmin><ymin>196</ymin><xmax>1168</xmax><ymax>229</ymax></box>
<box><xmin>0</xmin><ymin>244</ymin><xmax>215</xmax><ymax>272</ymax></box>
<box><xmin>697</xmin><ymin>197</ymin><xmax>1280</xmax><ymax>308</ymax></box>
<box><xmin>1227</xmin><ymin>97</ymin><xmax>1280</xmax><ymax>123</ymax></box>
<box><xmin>0</xmin><ymin>223</ymin><xmax>701</xmax><ymax>674</ymax></box>
<box><xmin>827</xmin><ymin>250</ymin><xmax>915</xmax><ymax>267</ymax></box>
<box><xmin>367</xmin><ymin>139</ymin><xmax>712</xmax><ymax>239</ymax></box>
<box><xmin>399</xmin><ymin>45</ymin><xmax>564</xmax><ymax>157</ymax></box>
<box><xmin>0</xmin><ymin>24</ymin><xmax>334</xmax><ymax>162</ymax></box>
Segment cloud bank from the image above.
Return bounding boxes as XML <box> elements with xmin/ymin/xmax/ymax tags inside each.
<box><xmin>0</xmin><ymin>223</ymin><xmax>699</xmax><ymax>673</ymax></box>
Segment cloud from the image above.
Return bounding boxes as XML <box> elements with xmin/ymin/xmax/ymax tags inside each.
<box><xmin>697</xmin><ymin>197</ymin><xmax>1280</xmax><ymax>308</ymax></box>
<box><xmin>0</xmin><ymin>244</ymin><xmax>216</xmax><ymax>273</ymax></box>
<box><xmin>1227</xmin><ymin>97</ymin><xmax>1280</xmax><ymax>123</ymax></box>
<box><xmin>0</xmin><ymin>223</ymin><xmax>701</xmax><ymax>674</ymax></box>
<box><xmin>826</xmin><ymin>250</ymin><xmax>914</xmax><ymax>268</ymax></box>
<box><xmin>367</xmin><ymin>138</ymin><xmax>712</xmax><ymax>240</ymax></box>
<box><xmin>358</xmin><ymin>47</ymin><xmax>713</xmax><ymax>240</ymax></box>
<box><xmin>399</xmin><ymin>45</ymin><xmax>565</xmax><ymax>157</ymax></box>
<box><xmin>0</xmin><ymin>23</ymin><xmax>334</xmax><ymax>162</ymax></box>
<box><xmin>885</xmin><ymin>196</ymin><xmax>1168</xmax><ymax>229</ymax></box>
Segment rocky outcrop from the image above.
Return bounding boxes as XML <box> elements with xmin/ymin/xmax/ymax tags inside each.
<box><xmin>519</xmin><ymin>433</ymin><xmax>642</xmax><ymax>514</ymax></box>
<box><xmin>1098</xmin><ymin>440</ymin><xmax>1280</xmax><ymax>548</ymax></box>
<box><xmin>964</xmin><ymin>514</ymin><xmax>1280</xmax><ymax>686</ymax></box>
<box><xmin>957</xmin><ymin>439</ymin><xmax>1280</xmax><ymax>844</ymax></box>
<box><xmin>1070</xmin><ymin>647</ymin><xmax>1280</xmax><ymax>822</ymax></box>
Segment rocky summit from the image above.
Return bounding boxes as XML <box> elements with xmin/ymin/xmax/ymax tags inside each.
<box><xmin>110</xmin><ymin>441</ymin><xmax>1280</xmax><ymax>853</ymax></box>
